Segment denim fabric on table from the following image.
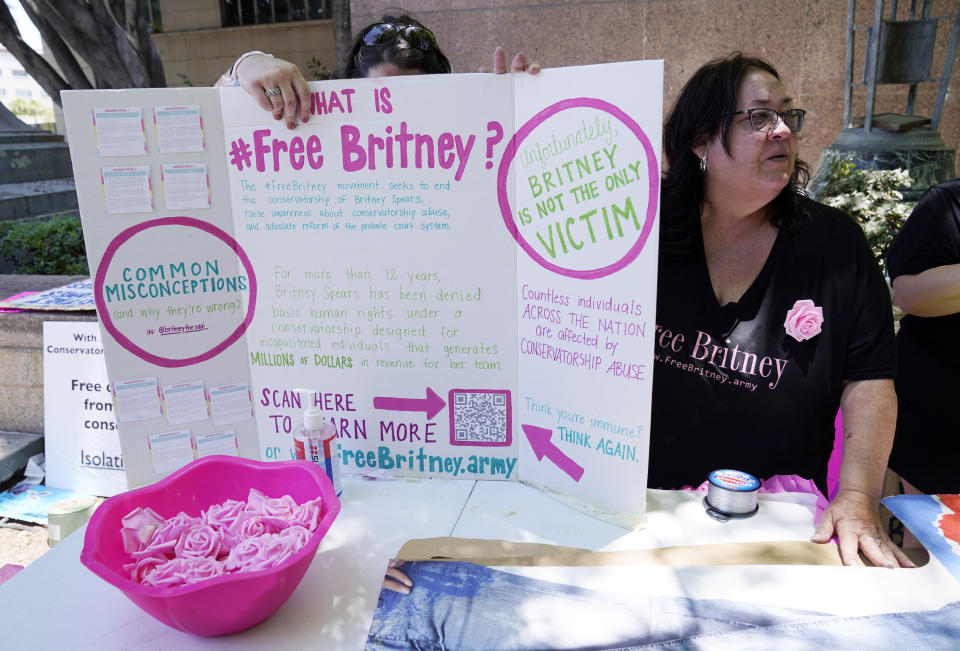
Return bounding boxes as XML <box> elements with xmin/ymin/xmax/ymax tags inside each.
<box><xmin>365</xmin><ymin>561</ymin><xmax>960</xmax><ymax>651</ymax></box>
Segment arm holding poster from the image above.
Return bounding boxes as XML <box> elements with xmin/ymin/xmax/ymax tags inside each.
<box><xmin>219</xmin><ymin>11</ymin><xmax>539</xmax><ymax>129</ymax></box>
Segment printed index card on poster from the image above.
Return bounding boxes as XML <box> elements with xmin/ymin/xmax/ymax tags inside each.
<box><xmin>101</xmin><ymin>166</ymin><xmax>152</xmax><ymax>214</ymax></box>
<box><xmin>93</xmin><ymin>107</ymin><xmax>147</xmax><ymax>157</ymax></box>
<box><xmin>154</xmin><ymin>105</ymin><xmax>205</xmax><ymax>153</ymax></box>
<box><xmin>113</xmin><ymin>377</ymin><xmax>161</xmax><ymax>423</ymax></box>
<box><xmin>148</xmin><ymin>430</ymin><xmax>194</xmax><ymax>474</ymax></box>
<box><xmin>196</xmin><ymin>430</ymin><xmax>240</xmax><ymax>457</ymax></box>
<box><xmin>63</xmin><ymin>61</ymin><xmax>662</xmax><ymax>525</ymax></box>
<box><xmin>208</xmin><ymin>383</ymin><xmax>253</xmax><ymax>426</ymax></box>
<box><xmin>162</xmin><ymin>163</ymin><xmax>211</xmax><ymax>210</ymax></box>
<box><xmin>161</xmin><ymin>380</ymin><xmax>209</xmax><ymax>426</ymax></box>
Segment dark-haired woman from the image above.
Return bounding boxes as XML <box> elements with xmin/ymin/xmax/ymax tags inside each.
<box><xmin>651</xmin><ymin>53</ymin><xmax>912</xmax><ymax>568</ymax></box>
<box><xmin>216</xmin><ymin>12</ymin><xmax>537</xmax><ymax>129</ymax></box>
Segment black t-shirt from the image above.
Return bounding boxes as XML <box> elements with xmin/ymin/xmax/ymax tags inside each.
<box><xmin>649</xmin><ymin>197</ymin><xmax>896</xmax><ymax>491</ymax></box>
<box><xmin>886</xmin><ymin>179</ymin><xmax>960</xmax><ymax>493</ymax></box>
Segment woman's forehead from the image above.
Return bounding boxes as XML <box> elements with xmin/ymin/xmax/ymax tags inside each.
<box><xmin>737</xmin><ymin>70</ymin><xmax>791</xmax><ymax>107</ymax></box>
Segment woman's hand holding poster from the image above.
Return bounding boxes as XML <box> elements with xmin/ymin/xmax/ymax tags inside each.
<box><xmin>63</xmin><ymin>61</ymin><xmax>661</xmax><ymax>526</ymax></box>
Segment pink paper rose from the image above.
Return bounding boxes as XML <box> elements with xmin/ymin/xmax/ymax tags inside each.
<box><xmin>151</xmin><ymin>512</ymin><xmax>202</xmax><ymax>547</ymax></box>
<box><xmin>784</xmin><ymin>299</ymin><xmax>824</xmax><ymax>342</ymax></box>
<box><xmin>180</xmin><ymin>557</ymin><xmax>226</xmax><ymax>584</ymax></box>
<box><xmin>280</xmin><ymin>525</ymin><xmax>312</xmax><ymax>551</ymax></box>
<box><xmin>174</xmin><ymin>524</ymin><xmax>222</xmax><ymax>559</ymax></box>
<box><xmin>202</xmin><ymin>499</ymin><xmax>246</xmax><ymax>531</ymax></box>
<box><xmin>224</xmin><ymin>537</ymin><xmax>266</xmax><ymax>571</ymax></box>
<box><xmin>120</xmin><ymin>506</ymin><xmax>164</xmax><ymax>553</ymax></box>
<box><xmin>131</xmin><ymin>538</ymin><xmax>176</xmax><ymax>560</ymax></box>
<box><xmin>123</xmin><ymin>554</ymin><xmax>167</xmax><ymax>583</ymax></box>
<box><xmin>132</xmin><ymin>511</ymin><xmax>202</xmax><ymax>560</ymax></box>
<box><xmin>228</xmin><ymin>512</ymin><xmax>284</xmax><ymax>542</ymax></box>
<box><xmin>247</xmin><ymin>488</ymin><xmax>298</xmax><ymax>517</ymax></box>
<box><xmin>142</xmin><ymin>557</ymin><xmax>192</xmax><ymax>588</ymax></box>
<box><xmin>251</xmin><ymin>533</ymin><xmax>299</xmax><ymax>569</ymax></box>
<box><xmin>141</xmin><ymin>557</ymin><xmax>227</xmax><ymax>587</ymax></box>
<box><xmin>121</xmin><ymin>489</ymin><xmax>323</xmax><ymax>587</ymax></box>
<box><xmin>290</xmin><ymin>498</ymin><xmax>323</xmax><ymax>531</ymax></box>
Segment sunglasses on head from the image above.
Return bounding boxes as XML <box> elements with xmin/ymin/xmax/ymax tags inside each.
<box><xmin>362</xmin><ymin>23</ymin><xmax>438</xmax><ymax>52</ymax></box>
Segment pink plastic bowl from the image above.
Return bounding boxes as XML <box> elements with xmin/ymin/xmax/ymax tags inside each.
<box><xmin>81</xmin><ymin>455</ymin><xmax>341</xmax><ymax>636</ymax></box>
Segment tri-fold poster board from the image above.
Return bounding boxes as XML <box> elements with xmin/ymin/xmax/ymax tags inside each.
<box><xmin>62</xmin><ymin>61</ymin><xmax>662</xmax><ymax>526</ymax></box>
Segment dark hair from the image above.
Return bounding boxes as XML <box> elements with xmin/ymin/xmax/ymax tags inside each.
<box><xmin>339</xmin><ymin>12</ymin><xmax>452</xmax><ymax>79</ymax></box>
<box><xmin>661</xmin><ymin>52</ymin><xmax>810</xmax><ymax>254</ymax></box>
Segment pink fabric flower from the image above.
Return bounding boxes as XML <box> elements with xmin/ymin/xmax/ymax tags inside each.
<box><xmin>224</xmin><ymin>537</ymin><xmax>266</xmax><ymax>572</ymax></box>
<box><xmin>180</xmin><ymin>557</ymin><xmax>225</xmax><ymax>584</ymax></box>
<box><xmin>229</xmin><ymin>512</ymin><xmax>284</xmax><ymax>542</ymax></box>
<box><xmin>133</xmin><ymin>511</ymin><xmax>200</xmax><ymax>560</ymax></box>
<box><xmin>174</xmin><ymin>524</ymin><xmax>222</xmax><ymax>559</ymax></box>
<box><xmin>131</xmin><ymin>538</ymin><xmax>176</xmax><ymax>560</ymax></box>
<box><xmin>141</xmin><ymin>557</ymin><xmax>226</xmax><ymax>587</ymax></box>
<box><xmin>142</xmin><ymin>557</ymin><xmax>192</xmax><ymax>588</ymax></box>
<box><xmin>122</xmin><ymin>490</ymin><xmax>323</xmax><ymax>585</ymax></box>
<box><xmin>247</xmin><ymin>488</ymin><xmax>298</xmax><ymax>517</ymax></box>
<box><xmin>280</xmin><ymin>525</ymin><xmax>312</xmax><ymax>551</ymax></box>
<box><xmin>202</xmin><ymin>499</ymin><xmax>246</xmax><ymax>531</ymax></box>
<box><xmin>251</xmin><ymin>533</ymin><xmax>299</xmax><ymax>569</ymax></box>
<box><xmin>120</xmin><ymin>506</ymin><xmax>164</xmax><ymax>553</ymax></box>
<box><xmin>123</xmin><ymin>554</ymin><xmax>167</xmax><ymax>583</ymax></box>
<box><xmin>151</xmin><ymin>512</ymin><xmax>202</xmax><ymax>547</ymax></box>
<box><xmin>291</xmin><ymin>498</ymin><xmax>323</xmax><ymax>531</ymax></box>
<box><xmin>784</xmin><ymin>299</ymin><xmax>824</xmax><ymax>342</ymax></box>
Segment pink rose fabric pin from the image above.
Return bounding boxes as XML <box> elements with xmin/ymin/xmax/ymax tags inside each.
<box><xmin>784</xmin><ymin>299</ymin><xmax>824</xmax><ymax>342</ymax></box>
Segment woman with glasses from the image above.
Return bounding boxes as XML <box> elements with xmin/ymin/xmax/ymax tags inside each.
<box><xmin>651</xmin><ymin>53</ymin><xmax>912</xmax><ymax>568</ymax></box>
<box><xmin>216</xmin><ymin>12</ymin><xmax>538</xmax><ymax>130</ymax></box>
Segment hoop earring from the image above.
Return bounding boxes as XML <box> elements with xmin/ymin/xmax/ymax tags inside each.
<box><xmin>699</xmin><ymin>152</ymin><xmax>707</xmax><ymax>173</ymax></box>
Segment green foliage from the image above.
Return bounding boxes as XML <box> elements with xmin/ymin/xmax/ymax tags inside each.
<box><xmin>7</xmin><ymin>98</ymin><xmax>54</xmax><ymax>123</ymax></box>
<box><xmin>813</xmin><ymin>157</ymin><xmax>914</xmax><ymax>274</ymax></box>
<box><xmin>0</xmin><ymin>216</ymin><xmax>89</xmax><ymax>275</ymax></box>
<box><xmin>308</xmin><ymin>58</ymin><xmax>335</xmax><ymax>81</ymax></box>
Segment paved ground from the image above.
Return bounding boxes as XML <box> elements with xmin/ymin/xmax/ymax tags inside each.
<box><xmin>0</xmin><ymin>470</ymin><xmax>51</xmax><ymax>571</ymax></box>
<box><xmin>0</xmin><ymin>522</ymin><xmax>48</xmax><ymax>567</ymax></box>
<box><xmin>0</xmin><ymin>274</ymin><xmax>92</xmax><ymax>572</ymax></box>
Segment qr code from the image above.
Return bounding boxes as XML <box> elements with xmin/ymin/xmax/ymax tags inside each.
<box><xmin>449</xmin><ymin>389</ymin><xmax>512</xmax><ymax>447</ymax></box>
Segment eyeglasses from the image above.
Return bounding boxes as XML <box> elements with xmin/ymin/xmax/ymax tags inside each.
<box><xmin>731</xmin><ymin>108</ymin><xmax>806</xmax><ymax>133</ymax></box>
<box><xmin>362</xmin><ymin>23</ymin><xmax>438</xmax><ymax>52</ymax></box>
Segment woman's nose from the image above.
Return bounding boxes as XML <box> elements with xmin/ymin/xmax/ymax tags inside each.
<box><xmin>768</xmin><ymin>115</ymin><xmax>794</xmax><ymax>139</ymax></box>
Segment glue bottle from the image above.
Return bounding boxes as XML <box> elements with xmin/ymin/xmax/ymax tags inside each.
<box><xmin>294</xmin><ymin>405</ymin><xmax>342</xmax><ymax>497</ymax></box>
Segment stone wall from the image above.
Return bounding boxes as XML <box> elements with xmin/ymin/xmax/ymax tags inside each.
<box><xmin>347</xmin><ymin>0</ymin><xmax>959</xmax><ymax>175</ymax></box>
<box><xmin>153</xmin><ymin>20</ymin><xmax>337</xmax><ymax>89</ymax></box>
<box><xmin>0</xmin><ymin>275</ymin><xmax>94</xmax><ymax>434</ymax></box>
<box><xmin>151</xmin><ymin>0</ymin><xmax>958</xmax><ymax>174</ymax></box>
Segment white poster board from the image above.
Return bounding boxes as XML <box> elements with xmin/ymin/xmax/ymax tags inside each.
<box><xmin>43</xmin><ymin>321</ymin><xmax>127</xmax><ymax>496</ymax></box>
<box><xmin>62</xmin><ymin>62</ymin><xmax>661</xmax><ymax>526</ymax></box>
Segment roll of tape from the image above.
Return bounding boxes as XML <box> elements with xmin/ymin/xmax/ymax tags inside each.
<box><xmin>704</xmin><ymin>469</ymin><xmax>759</xmax><ymax>521</ymax></box>
<box><xmin>47</xmin><ymin>496</ymin><xmax>97</xmax><ymax>547</ymax></box>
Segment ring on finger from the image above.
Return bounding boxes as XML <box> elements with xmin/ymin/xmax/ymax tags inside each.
<box><xmin>264</xmin><ymin>87</ymin><xmax>282</xmax><ymax>97</ymax></box>
<box><xmin>865</xmin><ymin>536</ymin><xmax>883</xmax><ymax>547</ymax></box>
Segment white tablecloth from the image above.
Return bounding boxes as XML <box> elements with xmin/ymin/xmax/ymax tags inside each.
<box><xmin>0</xmin><ymin>477</ymin><xmax>956</xmax><ymax>649</ymax></box>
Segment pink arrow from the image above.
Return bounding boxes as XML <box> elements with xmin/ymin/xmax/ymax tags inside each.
<box><xmin>373</xmin><ymin>387</ymin><xmax>446</xmax><ymax>420</ymax></box>
<box><xmin>521</xmin><ymin>425</ymin><xmax>584</xmax><ymax>482</ymax></box>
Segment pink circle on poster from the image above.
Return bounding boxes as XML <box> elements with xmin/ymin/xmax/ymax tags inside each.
<box><xmin>93</xmin><ymin>216</ymin><xmax>257</xmax><ymax>368</ymax></box>
<box><xmin>497</xmin><ymin>98</ymin><xmax>659</xmax><ymax>279</ymax></box>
